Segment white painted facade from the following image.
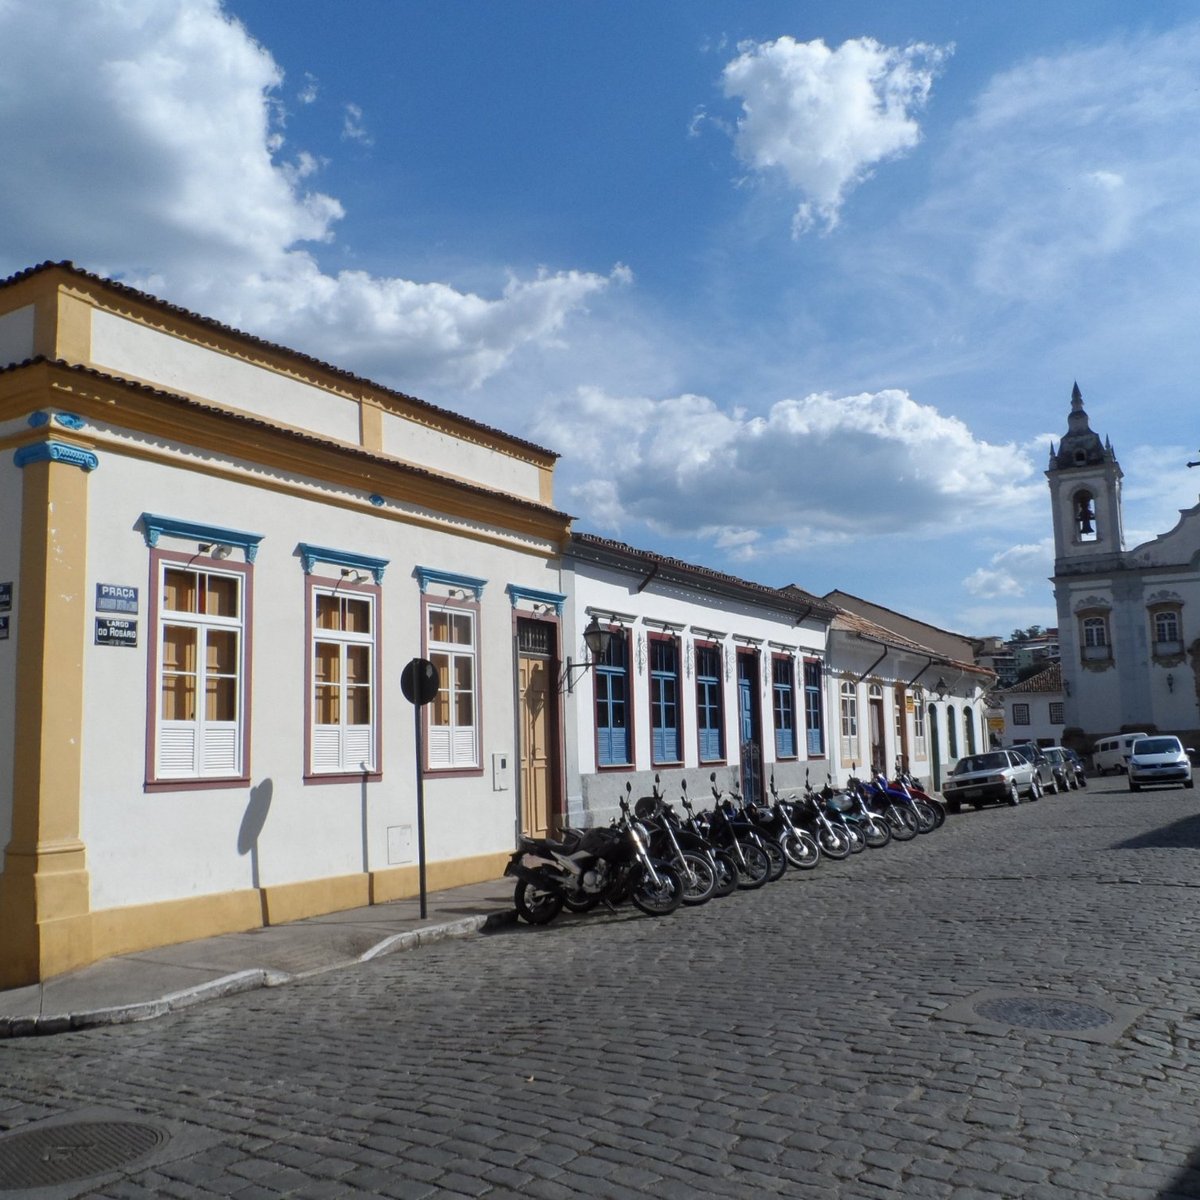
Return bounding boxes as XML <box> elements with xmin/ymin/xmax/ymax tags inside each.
<box><xmin>0</xmin><ymin>262</ymin><xmax>570</xmax><ymax>982</ymax></box>
<box><xmin>824</xmin><ymin>610</ymin><xmax>993</xmax><ymax>793</ymax></box>
<box><xmin>1048</xmin><ymin>385</ymin><xmax>1200</xmax><ymax>750</ymax></box>
<box><xmin>561</xmin><ymin>535</ymin><xmax>834</xmax><ymax>825</ymax></box>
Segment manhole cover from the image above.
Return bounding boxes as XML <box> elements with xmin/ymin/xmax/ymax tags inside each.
<box><xmin>0</xmin><ymin>1120</ymin><xmax>168</xmax><ymax>1190</ymax></box>
<box><xmin>973</xmin><ymin>996</ymin><xmax>1114</xmax><ymax>1031</ymax></box>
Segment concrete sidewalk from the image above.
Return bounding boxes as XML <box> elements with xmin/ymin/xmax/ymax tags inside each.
<box><xmin>0</xmin><ymin>877</ymin><xmax>517</xmax><ymax>1038</ymax></box>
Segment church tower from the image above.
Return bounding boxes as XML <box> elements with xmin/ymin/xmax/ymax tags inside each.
<box><xmin>1046</xmin><ymin>382</ymin><xmax>1124</xmax><ymax>567</ymax></box>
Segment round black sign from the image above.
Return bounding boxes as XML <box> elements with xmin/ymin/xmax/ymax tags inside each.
<box><xmin>401</xmin><ymin>657</ymin><xmax>440</xmax><ymax>706</ymax></box>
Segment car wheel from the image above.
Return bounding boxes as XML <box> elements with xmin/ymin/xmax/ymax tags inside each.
<box><xmin>1044</xmin><ymin>775</ymin><xmax>1058</xmax><ymax>795</ymax></box>
<box><xmin>1007</xmin><ymin>781</ymin><xmax>1020</xmax><ymax>807</ymax></box>
<box><xmin>1028</xmin><ymin>777</ymin><xmax>1042</xmax><ymax>801</ymax></box>
<box><xmin>1129</xmin><ymin>780</ymin><xmax>1140</xmax><ymax>792</ymax></box>
<box><xmin>947</xmin><ymin>800</ymin><xmax>961</xmax><ymax>814</ymax></box>
<box><xmin>1185</xmin><ymin>779</ymin><xmax>1195</xmax><ymax>790</ymax></box>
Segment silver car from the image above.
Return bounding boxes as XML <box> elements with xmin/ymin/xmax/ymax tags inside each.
<box><xmin>942</xmin><ymin>750</ymin><xmax>1040</xmax><ymax>812</ymax></box>
<box><xmin>1128</xmin><ymin>736</ymin><xmax>1194</xmax><ymax>791</ymax></box>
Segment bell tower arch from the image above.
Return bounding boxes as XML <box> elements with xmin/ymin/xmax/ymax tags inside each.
<box><xmin>1046</xmin><ymin>382</ymin><xmax>1124</xmax><ymax>565</ymax></box>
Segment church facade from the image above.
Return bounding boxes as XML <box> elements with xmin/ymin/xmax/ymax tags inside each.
<box><xmin>1048</xmin><ymin>384</ymin><xmax>1200</xmax><ymax>749</ymax></box>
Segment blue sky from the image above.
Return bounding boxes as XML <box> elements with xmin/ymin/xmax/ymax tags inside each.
<box><xmin>4</xmin><ymin>0</ymin><xmax>1200</xmax><ymax>638</ymax></box>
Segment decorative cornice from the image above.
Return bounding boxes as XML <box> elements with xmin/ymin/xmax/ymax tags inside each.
<box><xmin>505</xmin><ymin>584</ymin><xmax>565</xmax><ymax>616</ymax></box>
<box><xmin>297</xmin><ymin>543</ymin><xmax>388</xmax><ymax>583</ymax></box>
<box><xmin>141</xmin><ymin>513</ymin><xmax>264</xmax><ymax>563</ymax></box>
<box><xmin>28</xmin><ymin>411</ymin><xmax>84</xmax><ymax>430</ymax></box>
<box><xmin>415</xmin><ymin>566</ymin><xmax>487</xmax><ymax>598</ymax></box>
<box><xmin>14</xmin><ymin>440</ymin><xmax>98</xmax><ymax>472</ymax></box>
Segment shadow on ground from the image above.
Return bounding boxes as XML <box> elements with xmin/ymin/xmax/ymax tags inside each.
<box><xmin>1113</xmin><ymin>812</ymin><xmax>1200</xmax><ymax>850</ymax></box>
<box><xmin>1158</xmin><ymin>1145</ymin><xmax>1200</xmax><ymax>1197</ymax></box>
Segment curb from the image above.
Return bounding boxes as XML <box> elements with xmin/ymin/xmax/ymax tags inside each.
<box><xmin>0</xmin><ymin>908</ymin><xmax>517</xmax><ymax>1039</ymax></box>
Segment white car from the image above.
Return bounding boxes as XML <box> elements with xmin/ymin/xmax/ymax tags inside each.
<box><xmin>1128</xmin><ymin>736</ymin><xmax>1194</xmax><ymax>791</ymax></box>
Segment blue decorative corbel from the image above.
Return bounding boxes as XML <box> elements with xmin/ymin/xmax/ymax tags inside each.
<box><xmin>15</xmin><ymin>441</ymin><xmax>99</xmax><ymax>472</ymax></box>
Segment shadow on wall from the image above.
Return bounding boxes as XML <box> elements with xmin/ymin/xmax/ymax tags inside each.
<box><xmin>238</xmin><ymin>779</ymin><xmax>274</xmax><ymax>899</ymax></box>
<box><xmin>1112</xmin><ymin>812</ymin><xmax>1200</xmax><ymax>851</ymax></box>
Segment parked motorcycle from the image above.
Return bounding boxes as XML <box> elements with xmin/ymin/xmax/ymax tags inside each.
<box><xmin>820</xmin><ymin>776</ymin><xmax>892</xmax><ymax>849</ymax></box>
<box><xmin>634</xmin><ymin>778</ymin><xmax>719</xmax><ymax>906</ymax></box>
<box><xmin>682</xmin><ymin>780</ymin><xmax>771</xmax><ymax>890</ymax></box>
<box><xmin>504</xmin><ymin>785</ymin><xmax>684</xmax><ymax>923</ymax></box>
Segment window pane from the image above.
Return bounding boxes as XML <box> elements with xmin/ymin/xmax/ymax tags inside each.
<box><xmin>161</xmin><ymin>673</ymin><xmax>196</xmax><ymax>721</ymax></box>
<box><xmin>347</xmin><ymin>685</ymin><xmax>371</xmax><ymax>724</ymax></box>
<box><xmin>315</xmin><ymin>684</ymin><xmax>339</xmax><ymax>724</ymax></box>
<box><xmin>205</xmin><ymin>574</ymin><xmax>239</xmax><ymax>617</ymax></box>
<box><xmin>346</xmin><ymin>644</ymin><xmax>370</xmax><ymax>684</ymax></box>
<box><xmin>315</xmin><ymin>641</ymin><xmax>339</xmax><ymax>684</ymax></box>
<box><xmin>429</xmin><ymin>611</ymin><xmax>451</xmax><ymax>643</ymax></box>
<box><xmin>431</xmin><ymin>651</ymin><xmax>451</xmax><ymax>724</ymax></box>
<box><xmin>344</xmin><ymin>597</ymin><xmax>371</xmax><ymax>634</ymax></box>
<box><xmin>450</xmin><ymin>613</ymin><xmax>472</xmax><ymax>645</ymax></box>
<box><xmin>206</xmin><ymin>676</ymin><xmax>238</xmax><ymax>721</ymax></box>
<box><xmin>207</xmin><ymin>630</ymin><xmax>238</xmax><ymax>674</ymax></box>
<box><xmin>316</xmin><ymin>594</ymin><xmax>340</xmax><ymax>629</ymax></box>
<box><xmin>162</xmin><ymin>624</ymin><xmax>196</xmax><ymax>673</ymax></box>
<box><xmin>163</xmin><ymin>568</ymin><xmax>196</xmax><ymax>613</ymax></box>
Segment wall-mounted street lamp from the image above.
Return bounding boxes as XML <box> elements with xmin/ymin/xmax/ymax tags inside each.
<box><xmin>561</xmin><ymin>615</ymin><xmax>613</xmax><ymax>694</ymax></box>
<box><xmin>934</xmin><ymin>677</ymin><xmax>949</xmax><ymax>701</ymax></box>
<box><xmin>1168</xmin><ymin>672</ymin><xmax>1175</xmax><ymax>693</ymax></box>
<box><xmin>198</xmin><ymin>542</ymin><xmax>233</xmax><ymax>559</ymax></box>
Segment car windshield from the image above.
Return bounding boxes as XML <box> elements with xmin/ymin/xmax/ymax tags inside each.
<box><xmin>1133</xmin><ymin>737</ymin><xmax>1181</xmax><ymax>755</ymax></box>
<box><xmin>954</xmin><ymin>753</ymin><xmax>1008</xmax><ymax>774</ymax></box>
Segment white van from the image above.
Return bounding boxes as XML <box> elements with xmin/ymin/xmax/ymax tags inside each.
<box><xmin>1093</xmin><ymin>732</ymin><xmax>1150</xmax><ymax>775</ymax></box>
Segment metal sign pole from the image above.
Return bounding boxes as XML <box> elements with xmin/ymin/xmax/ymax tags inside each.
<box><xmin>414</xmin><ymin>697</ymin><xmax>427</xmax><ymax>919</ymax></box>
<box><xmin>401</xmin><ymin>657</ymin><xmax>440</xmax><ymax>921</ymax></box>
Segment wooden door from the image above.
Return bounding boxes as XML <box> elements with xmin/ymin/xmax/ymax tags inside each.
<box><xmin>519</xmin><ymin>654</ymin><xmax>552</xmax><ymax>838</ymax></box>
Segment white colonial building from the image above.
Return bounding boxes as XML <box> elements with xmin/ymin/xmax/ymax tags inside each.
<box><xmin>0</xmin><ymin>261</ymin><xmax>573</xmax><ymax>986</ymax></box>
<box><xmin>1048</xmin><ymin>383</ymin><xmax>1200</xmax><ymax>750</ymax></box>
<box><xmin>821</xmin><ymin>593</ymin><xmax>995</xmax><ymax>792</ymax></box>
<box><xmin>561</xmin><ymin>534</ymin><xmax>836</xmax><ymax>824</ymax></box>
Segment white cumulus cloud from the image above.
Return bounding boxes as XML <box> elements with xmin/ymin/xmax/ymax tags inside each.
<box><xmin>721</xmin><ymin>35</ymin><xmax>950</xmax><ymax>234</ymax></box>
<box><xmin>0</xmin><ymin>0</ymin><xmax>617</xmax><ymax>390</ymax></box>
<box><xmin>539</xmin><ymin>385</ymin><xmax>1040</xmax><ymax>543</ymax></box>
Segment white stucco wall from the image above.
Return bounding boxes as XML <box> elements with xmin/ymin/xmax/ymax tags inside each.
<box><xmin>0</xmin><ymin>305</ymin><xmax>34</xmax><ymax>368</ymax></box>
<box><xmin>564</xmin><ymin>559</ymin><xmax>828</xmax><ymax>823</ymax></box>
<box><xmin>76</xmin><ymin>436</ymin><xmax>557</xmax><ymax>912</ymax></box>
<box><xmin>380</xmin><ymin>410</ymin><xmax>543</xmax><ymax>503</ymax></box>
<box><xmin>90</xmin><ymin>311</ymin><xmax>361</xmax><ymax>445</ymax></box>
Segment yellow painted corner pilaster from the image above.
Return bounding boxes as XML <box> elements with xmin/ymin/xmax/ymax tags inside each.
<box><xmin>0</xmin><ymin>448</ymin><xmax>93</xmax><ymax>987</ymax></box>
<box><xmin>32</xmin><ymin>279</ymin><xmax>93</xmax><ymax>364</ymax></box>
<box><xmin>359</xmin><ymin>395</ymin><xmax>384</xmax><ymax>451</ymax></box>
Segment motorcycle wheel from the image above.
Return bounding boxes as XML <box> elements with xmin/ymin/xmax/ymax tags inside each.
<box><xmin>782</xmin><ymin>831</ymin><xmax>821</xmax><ymax>870</ymax></box>
<box><xmin>915</xmin><ymin>801</ymin><xmax>939</xmax><ymax>832</ymax></box>
<box><xmin>734</xmin><ymin>840</ymin><xmax>771</xmax><ymax>889</ymax></box>
<box><xmin>711</xmin><ymin>850</ymin><xmax>739</xmax><ymax>897</ymax></box>
<box><xmin>863</xmin><ymin>817</ymin><xmax>891</xmax><ymax>848</ymax></box>
<box><xmin>514</xmin><ymin>880</ymin><xmax>563</xmax><ymax>925</ymax></box>
<box><xmin>562</xmin><ymin>894</ymin><xmax>602</xmax><ymax>913</ymax></box>
<box><xmin>817</xmin><ymin>826</ymin><xmax>852</xmax><ymax>860</ymax></box>
<box><xmin>884</xmin><ymin>805</ymin><xmax>918</xmax><ymax>841</ymax></box>
<box><xmin>679</xmin><ymin>852</ymin><xmax>717</xmax><ymax>906</ymax></box>
<box><xmin>924</xmin><ymin>800</ymin><xmax>947</xmax><ymax>828</ymax></box>
<box><xmin>846</xmin><ymin>824</ymin><xmax>867</xmax><ymax>854</ymax></box>
<box><xmin>761</xmin><ymin>837</ymin><xmax>788</xmax><ymax>881</ymax></box>
<box><xmin>630</xmin><ymin>865</ymin><xmax>683</xmax><ymax>916</ymax></box>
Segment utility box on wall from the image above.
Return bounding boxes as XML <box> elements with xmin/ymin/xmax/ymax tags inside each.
<box><xmin>492</xmin><ymin>752</ymin><xmax>511</xmax><ymax>791</ymax></box>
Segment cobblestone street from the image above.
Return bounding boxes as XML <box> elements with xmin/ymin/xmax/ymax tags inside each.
<box><xmin>5</xmin><ymin>778</ymin><xmax>1200</xmax><ymax>1199</ymax></box>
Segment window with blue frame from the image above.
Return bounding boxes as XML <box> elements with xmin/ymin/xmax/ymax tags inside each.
<box><xmin>650</xmin><ymin>634</ymin><xmax>681</xmax><ymax>764</ymax></box>
<box><xmin>772</xmin><ymin>655</ymin><xmax>796</xmax><ymax>758</ymax></box>
<box><xmin>695</xmin><ymin>643</ymin><xmax>724</xmax><ymax>762</ymax></box>
<box><xmin>594</xmin><ymin>629</ymin><xmax>630</xmax><ymax>766</ymax></box>
<box><xmin>804</xmin><ymin>658</ymin><xmax>824</xmax><ymax>756</ymax></box>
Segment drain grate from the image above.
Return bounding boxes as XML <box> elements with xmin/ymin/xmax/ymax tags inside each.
<box><xmin>0</xmin><ymin>1120</ymin><xmax>168</xmax><ymax>1190</ymax></box>
<box><xmin>938</xmin><ymin>988</ymin><xmax>1144</xmax><ymax>1044</ymax></box>
<box><xmin>973</xmin><ymin>995</ymin><xmax>1115</xmax><ymax>1031</ymax></box>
